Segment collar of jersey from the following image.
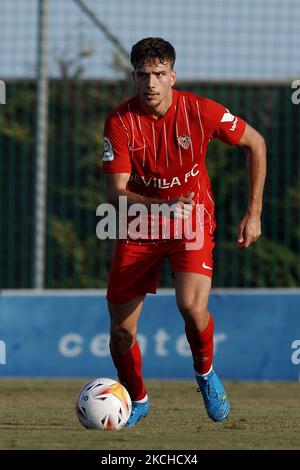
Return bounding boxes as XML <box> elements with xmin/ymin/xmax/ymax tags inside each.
<box><xmin>136</xmin><ymin>89</ymin><xmax>178</xmax><ymax>124</ymax></box>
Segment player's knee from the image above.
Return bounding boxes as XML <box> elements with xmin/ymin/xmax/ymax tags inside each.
<box><xmin>110</xmin><ymin>325</ymin><xmax>136</xmax><ymax>353</ymax></box>
<box><xmin>177</xmin><ymin>298</ymin><xmax>208</xmax><ymax>324</ymax></box>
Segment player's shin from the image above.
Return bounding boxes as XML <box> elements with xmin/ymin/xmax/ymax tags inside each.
<box><xmin>185</xmin><ymin>313</ymin><xmax>214</xmax><ymax>375</ymax></box>
<box><xmin>110</xmin><ymin>340</ymin><xmax>147</xmax><ymax>401</ymax></box>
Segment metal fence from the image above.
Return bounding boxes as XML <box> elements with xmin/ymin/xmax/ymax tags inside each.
<box><xmin>1</xmin><ymin>79</ymin><xmax>300</xmax><ymax>288</ymax></box>
<box><xmin>1</xmin><ymin>0</ymin><xmax>300</xmax><ymax>288</ymax></box>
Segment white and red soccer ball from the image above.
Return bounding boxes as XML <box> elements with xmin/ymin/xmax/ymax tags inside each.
<box><xmin>76</xmin><ymin>378</ymin><xmax>132</xmax><ymax>430</ymax></box>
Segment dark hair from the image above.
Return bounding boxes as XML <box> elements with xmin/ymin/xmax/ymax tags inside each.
<box><xmin>130</xmin><ymin>37</ymin><xmax>176</xmax><ymax>69</ymax></box>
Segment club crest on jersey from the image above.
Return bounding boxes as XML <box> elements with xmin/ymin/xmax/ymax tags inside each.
<box><xmin>178</xmin><ymin>135</ymin><xmax>191</xmax><ymax>150</ymax></box>
<box><xmin>102</xmin><ymin>137</ymin><xmax>114</xmax><ymax>161</ymax></box>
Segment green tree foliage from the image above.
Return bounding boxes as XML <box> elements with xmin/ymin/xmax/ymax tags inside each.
<box><xmin>0</xmin><ymin>81</ymin><xmax>299</xmax><ymax>288</ymax></box>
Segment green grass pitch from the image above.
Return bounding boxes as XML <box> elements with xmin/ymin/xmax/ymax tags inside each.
<box><xmin>0</xmin><ymin>379</ymin><xmax>299</xmax><ymax>450</ymax></box>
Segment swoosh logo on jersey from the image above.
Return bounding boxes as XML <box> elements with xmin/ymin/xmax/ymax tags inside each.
<box><xmin>202</xmin><ymin>262</ymin><xmax>212</xmax><ymax>270</ymax></box>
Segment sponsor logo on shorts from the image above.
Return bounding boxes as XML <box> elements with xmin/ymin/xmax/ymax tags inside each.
<box><xmin>202</xmin><ymin>262</ymin><xmax>212</xmax><ymax>270</ymax></box>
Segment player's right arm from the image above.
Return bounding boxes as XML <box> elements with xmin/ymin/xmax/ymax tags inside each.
<box><xmin>104</xmin><ymin>173</ymin><xmax>194</xmax><ymax>220</ymax></box>
<box><xmin>104</xmin><ymin>172</ymin><xmax>156</xmax><ymax>208</ymax></box>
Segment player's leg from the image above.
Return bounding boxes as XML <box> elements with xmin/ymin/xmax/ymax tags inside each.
<box><xmin>108</xmin><ymin>296</ymin><xmax>149</xmax><ymax>427</ymax></box>
<box><xmin>106</xmin><ymin>239</ymin><xmax>165</xmax><ymax>426</ymax></box>
<box><xmin>108</xmin><ymin>295</ymin><xmax>146</xmax><ymax>400</ymax></box>
<box><xmin>174</xmin><ymin>272</ymin><xmax>213</xmax><ymax>374</ymax></box>
<box><xmin>174</xmin><ymin>272</ymin><xmax>230</xmax><ymax>422</ymax></box>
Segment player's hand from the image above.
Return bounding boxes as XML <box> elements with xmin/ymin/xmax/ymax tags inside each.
<box><xmin>237</xmin><ymin>211</ymin><xmax>261</xmax><ymax>248</ymax></box>
<box><xmin>168</xmin><ymin>192</ymin><xmax>195</xmax><ymax>220</ymax></box>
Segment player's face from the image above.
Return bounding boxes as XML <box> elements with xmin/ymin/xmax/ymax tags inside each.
<box><xmin>133</xmin><ymin>59</ymin><xmax>176</xmax><ymax>115</ymax></box>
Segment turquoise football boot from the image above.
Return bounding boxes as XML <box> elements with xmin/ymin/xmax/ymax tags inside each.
<box><xmin>196</xmin><ymin>369</ymin><xmax>230</xmax><ymax>422</ymax></box>
<box><xmin>126</xmin><ymin>399</ymin><xmax>149</xmax><ymax>427</ymax></box>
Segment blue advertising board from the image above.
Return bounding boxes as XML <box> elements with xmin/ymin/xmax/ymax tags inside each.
<box><xmin>0</xmin><ymin>290</ymin><xmax>300</xmax><ymax>380</ymax></box>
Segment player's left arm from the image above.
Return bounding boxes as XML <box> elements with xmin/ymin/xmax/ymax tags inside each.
<box><xmin>235</xmin><ymin>123</ymin><xmax>267</xmax><ymax>248</ymax></box>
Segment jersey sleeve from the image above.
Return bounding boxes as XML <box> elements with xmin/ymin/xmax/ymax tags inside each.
<box><xmin>101</xmin><ymin>113</ymin><xmax>132</xmax><ymax>174</ymax></box>
<box><xmin>203</xmin><ymin>98</ymin><xmax>246</xmax><ymax>145</ymax></box>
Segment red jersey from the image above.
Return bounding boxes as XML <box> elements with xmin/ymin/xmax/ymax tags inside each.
<box><xmin>102</xmin><ymin>89</ymin><xmax>246</xmax><ymax>240</ymax></box>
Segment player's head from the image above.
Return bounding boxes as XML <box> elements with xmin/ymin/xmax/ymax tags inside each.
<box><xmin>131</xmin><ymin>38</ymin><xmax>176</xmax><ymax>112</ymax></box>
<box><xmin>130</xmin><ymin>37</ymin><xmax>176</xmax><ymax>70</ymax></box>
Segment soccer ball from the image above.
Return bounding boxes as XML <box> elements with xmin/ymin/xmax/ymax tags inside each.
<box><xmin>75</xmin><ymin>378</ymin><xmax>132</xmax><ymax>430</ymax></box>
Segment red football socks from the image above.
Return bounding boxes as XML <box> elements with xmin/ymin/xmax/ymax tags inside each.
<box><xmin>185</xmin><ymin>313</ymin><xmax>214</xmax><ymax>375</ymax></box>
<box><xmin>110</xmin><ymin>340</ymin><xmax>147</xmax><ymax>401</ymax></box>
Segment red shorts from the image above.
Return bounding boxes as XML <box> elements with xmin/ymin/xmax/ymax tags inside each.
<box><xmin>106</xmin><ymin>230</ymin><xmax>215</xmax><ymax>304</ymax></box>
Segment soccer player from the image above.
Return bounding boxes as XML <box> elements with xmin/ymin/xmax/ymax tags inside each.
<box><xmin>101</xmin><ymin>38</ymin><xmax>266</xmax><ymax>427</ymax></box>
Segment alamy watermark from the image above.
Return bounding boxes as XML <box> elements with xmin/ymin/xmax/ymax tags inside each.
<box><xmin>0</xmin><ymin>80</ymin><xmax>6</xmax><ymax>104</ymax></box>
<box><xmin>0</xmin><ymin>340</ymin><xmax>6</xmax><ymax>365</ymax></box>
<box><xmin>291</xmin><ymin>339</ymin><xmax>300</xmax><ymax>365</ymax></box>
<box><xmin>96</xmin><ymin>196</ymin><xmax>205</xmax><ymax>250</ymax></box>
<box><xmin>291</xmin><ymin>80</ymin><xmax>300</xmax><ymax>105</ymax></box>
